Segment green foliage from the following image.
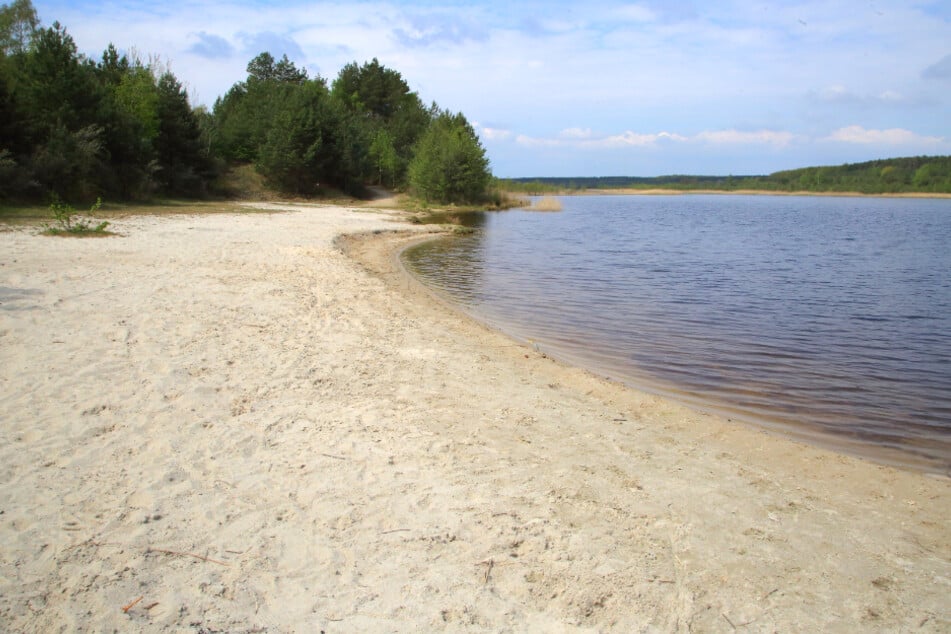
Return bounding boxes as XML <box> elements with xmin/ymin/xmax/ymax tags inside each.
<box><xmin>247</xmin><ymin>51</ymin><xmax>307</xmax><ymax>85</ymax></box>
<box><xmin>43</xmin><ymin>196</ymin><xmax>109</xmax><ymax>234</ymax></box>
<box><xmin>1</xmin><ymin>6</ymin><xmax>494</xmax><ymax>204</ymax></box>
<box><xmin>153</xmin><ymin>71</ymin><xmax>211</xmax><ymax>196</ymax></box>
<box><xmin>332</xmin><ymin>58</ymin><xmax>409</xmax><ymax>119</ymax></box>
<box><xmin>763</xmin><ymin>156</ymin><xmax>951</xmax><ymax>194</ymax></box>
<box><xmin>330</xmin><ymin>58</ymin><xmax>431</xmax><ymax>186</ymax></box>
<box><xmin>912</xmin><ymin>162</ymin><xmax>946</xmax><ymax>191</ymax></box>
<box><xmin>30</xmin><ymin>123</ymin><xmax>104</xmax><ymax>200</ymax></box>
<box><xmin>256</xmin><ymin>79</ymin><xmax>339</xmax><ymax>194</ymax></box>
<box><xmin>96</xmin><ymin>51</ymin><xmax>162</xmax><ymax>198</ymax></box>
<box><xmin>0</xmin><ymin>6</ymin><xmax>214</xmax><ymax>202</ymax></box>
<box><xmin>0</xmin><ymin>148</ymin><xmax>16</xmax><ymax>197</ymax></box>
<box><xmin>210</xmin><ymin>54</ymin><xmax>437</xmax><ymax>197</ymax></box>
<box><xmin>0</xmin><ymin>0</ymin><xmax>38</xmax><ymax>55</ymax></box>
<box><xmin>495</xmin><ymin>178</ymin><xmax>565</xmax><ymax>195</ymax></box>
<box><xmin>368</xmin><ymin>128</ymin><xmax>398</xmax><ymax>187</ymax></box>
<box><xmin>114</xmin><ymin>64</ymin><xmax>159</xmax><ymax>142</ymax></box>
<box><xmin>408</xmin><ymin>111</ymin><xmax>491</xmax><ymax>204</ymax></box>
<box><xmin>212</xmin><ymin>53</ymin><xmax>311</xmax><ymax>163</ymax></box>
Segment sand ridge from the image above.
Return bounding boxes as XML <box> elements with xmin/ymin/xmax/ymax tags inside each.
<box><xmin>0</xmin><ymin>204</ymin><xmax>948</xmax><ymax>632</ymax></box>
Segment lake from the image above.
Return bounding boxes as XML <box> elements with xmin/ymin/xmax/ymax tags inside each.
<box><xmin>403</xmin><ymin>194</ymin><xmax>951</xmax><ymax>474</ymax></box>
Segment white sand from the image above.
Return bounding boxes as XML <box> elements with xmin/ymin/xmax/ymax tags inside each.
<box><xmin>0</xmin><ymin>204</ymin><xmax>948</xmax><ymax>632</ymax></box>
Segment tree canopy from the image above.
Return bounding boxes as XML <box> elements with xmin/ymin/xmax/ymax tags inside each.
<box><xmin>329</xmin><ymin>58</ymin><xmax>432</xmax><ymax>188</ymax></box>
<box><xmin>210</xmin><ymin>52</ymin><xmax>490</xmax><ymax>200</ymax></box>
<box><xmin>0</xmin><ymin>2</ymin><xmax>213</xmax><ymax>201</ymax></box>
<box><xmin>0</xmin><ymin>0</ymin><xmax>495</xmax><ymax>205</ymax></box>
<box><xmin>0</xmin><ymin>0</ymin><xmax>37</xmax><ymax>55</ymax></box>
<box><xmin>408</xmin><ymin>111</ymin><xmax>490</xmax><ymax>204</ymax></box>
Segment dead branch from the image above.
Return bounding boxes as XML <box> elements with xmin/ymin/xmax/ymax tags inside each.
<box><xmin>147</xmin><ymin>547</ymin><xmax>229</xmax><ymax>566</ymax></box>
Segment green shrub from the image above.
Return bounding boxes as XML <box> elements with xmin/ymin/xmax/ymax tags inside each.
<box><xmin>43</xmin><ymin>196</ymin><xmax>110</xmax><ymax>235</ymax></box>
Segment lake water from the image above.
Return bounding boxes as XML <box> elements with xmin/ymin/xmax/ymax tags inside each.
<box><xmin>403</xmin><ymin>195</ymin><xmax>951</xmax><ymax>474</ymax></box>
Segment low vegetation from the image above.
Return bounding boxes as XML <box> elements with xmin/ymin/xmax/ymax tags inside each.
<box><xmin>42</xmin><ymin>196</ymin><xmax>110</xmax><ymax>235</ymax></box>
<box><xmin>526</xmin><ymin>196</ymin><xmax>563</xmax><ymax>211</ymax></box>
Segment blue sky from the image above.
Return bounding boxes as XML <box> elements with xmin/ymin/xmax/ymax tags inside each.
<box><xmin>34</xmin><ymin>0</ymin><xmax>951</xmax><ymax>177</ymax></box>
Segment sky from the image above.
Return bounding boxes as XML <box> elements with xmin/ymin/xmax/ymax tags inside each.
<box><xmin>33</xmin><ymin>0</ymin><xmax>951</xmax><ymax>177</ymax></box>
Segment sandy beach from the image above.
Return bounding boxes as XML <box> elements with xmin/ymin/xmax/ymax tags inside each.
<box><xmin>1</xmin><ymin>203</ymin><xmax>948</xmax><ymax>632</ymax></box>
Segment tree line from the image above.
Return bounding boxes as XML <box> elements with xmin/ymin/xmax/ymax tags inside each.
<box><xmin>502</xmin><ymin>156</ymin><xmax>951</xmax><ymax>195</ymax></box>
<box><xmin>751</xmin><ymin>156</ymin><xmax>951</xmax><ymax>194</ymax></box>
<box><xmin>0</xmin><ymin>0</ymin><xmax>491</xmax><ymax>205</ymax></box>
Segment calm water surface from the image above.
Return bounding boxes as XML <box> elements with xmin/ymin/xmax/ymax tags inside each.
<box><xmin>404</xmin><ymin>195</ymin><xmax>951</xmax><ymax>474</ymax></box>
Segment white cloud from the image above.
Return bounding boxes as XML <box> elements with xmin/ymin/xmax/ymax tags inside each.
<box><xmin>815</xmin><ymin>84</ymin><xmax>856</xmax><ymax>103</ymax></box>
<box><xmin>515</xmin><ymin>134</ymin><xmax>562</xmax><ymax>148</ymax></box>
<box><xmin>513</xmin><ymin>129</ymin><xmax>686</xmax><ymax>148</ymax></box>
<box><xmin>824</xmin><ymin>126</ymin><xmax>945</xmax><ymax>146</ymax></box>
<box><xmin>811</xmin><ymin>84</ymin><xmax>909</xmax><ymax>107</ymax></box>
<box><xmin>584</xmin><ymin>131</ymin><xmax>688</xmax><ymax>148</ymax></box>
<box><xmin>393</xmin><ymin>12</ymin><xmax>489</xmax><ymax>48</ymax></box>
<box><xmin>559</xmin><ymin>127</ymin><xmax>594</xmax><ymax>139</ymax></box>
<box><xmin>508</xmin><ymin>128</ymin><xmax>790</xmax><ymax>149</ymax></box>
<box><xmin>479</xmin><ymin>126</ymin><xmax>512</xmax><ymax>141</ymax></box>
<box><xmin>694</xmin><ymin>129</ymin><xmax>795</xmax><ymax>147</ymax></box>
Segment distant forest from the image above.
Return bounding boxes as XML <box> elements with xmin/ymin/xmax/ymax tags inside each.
<box><xmin>0</xmin><ymin>0</ymin><xmax>491</xmax><ymax>205</ymax></box>
<box><xmin>502</xmin><ymin>156</ymin><xmax>951</xmax><ymax>195</ymax></box>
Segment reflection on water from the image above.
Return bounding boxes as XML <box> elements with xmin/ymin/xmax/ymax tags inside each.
<box><xmin>404</xmin><ymin>195</ymin><xmax>951</xmax><ymax>474</ymax></box>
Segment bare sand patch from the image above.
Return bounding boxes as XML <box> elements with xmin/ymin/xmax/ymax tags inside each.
<box><xmin>0</xmin><ymin>205</ymin><xmax>948</xmax><ymax>632</ymax></box>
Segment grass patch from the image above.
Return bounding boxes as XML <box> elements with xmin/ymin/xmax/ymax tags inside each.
<box><xmin>92</xmin><ymin>200</ymin><xmax>273</xmax><ymax>218</ymax></box>
<box><xmin>411</xmin><ymin>209</ymin><xmax>484</xmax><ymax>226</ymax></box>
<box><xmin>0</xmin><ymin>203</ymin><xmax>51</xmax><ymax>224</ymax></box>
<box><xmin>42</xmin><ymin>228</ymin><xmax>114</xmax><ymax>238</ymax></box>
<box><xmin>0</xmin><ymin>199</ymin><xmax>289</xmax><ymax>231</ymax></box>
<box><xmin>215</xmin><ymin>163</ymin><xmax>363</xmax><ymax>205</ymax></box>
<box><xmin>214</xmin><ymin>163</ymin><xmax>274</xmax><ymax>200</ymax></box>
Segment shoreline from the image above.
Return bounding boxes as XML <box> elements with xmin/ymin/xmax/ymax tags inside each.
<box><xmin>527</xmin><ymin>188</ymin><xmax>951</xmax><ymax>199</ymax></box>
<box><xmin>1</xmin><ymin>205</ymin><xmax>948</xmax><ymax>631</ymax></box>
<box><xmin>385</xmin><ymin>225</ymin><xmax>949</xmax><ymax>478</ymax></box>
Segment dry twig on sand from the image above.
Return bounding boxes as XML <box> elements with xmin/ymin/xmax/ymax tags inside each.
<box><xmin>147</xmin><ymin>547</ymin><xmax>229</xmax><ymax>566</ymax></box>
<box><xmin>477</xmin><ymin>559</ymin><xmax>495</xmax><ymax>584</ymax></box>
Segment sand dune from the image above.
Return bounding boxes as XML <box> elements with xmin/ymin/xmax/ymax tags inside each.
<box><xmin>0</xmin><ymin>204</ymin><xmax>948</xmax><ymax>632</ymax></box>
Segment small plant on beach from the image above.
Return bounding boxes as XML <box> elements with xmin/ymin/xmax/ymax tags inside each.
<box><xmin>43</xmin><ymin>196</ymin><xmax>111</xmax><ymax>235</ymax></box>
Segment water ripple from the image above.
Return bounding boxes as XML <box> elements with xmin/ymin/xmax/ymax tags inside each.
<box><xmin>405</xmin><ymin>195</ymin><xmax>951</xmax><ymax>474</ymax></box>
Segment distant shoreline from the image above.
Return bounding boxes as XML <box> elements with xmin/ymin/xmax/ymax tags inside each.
<box><xmin>557</xmin><ymin>188</ymin><xmax>951</xmax><ymax>199</ymax></box>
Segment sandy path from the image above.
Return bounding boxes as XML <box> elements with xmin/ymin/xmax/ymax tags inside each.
<box><xmin>0</xmin><ymin>204</ymin><xmax>948</xmax><ymax>632</ymax></box>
